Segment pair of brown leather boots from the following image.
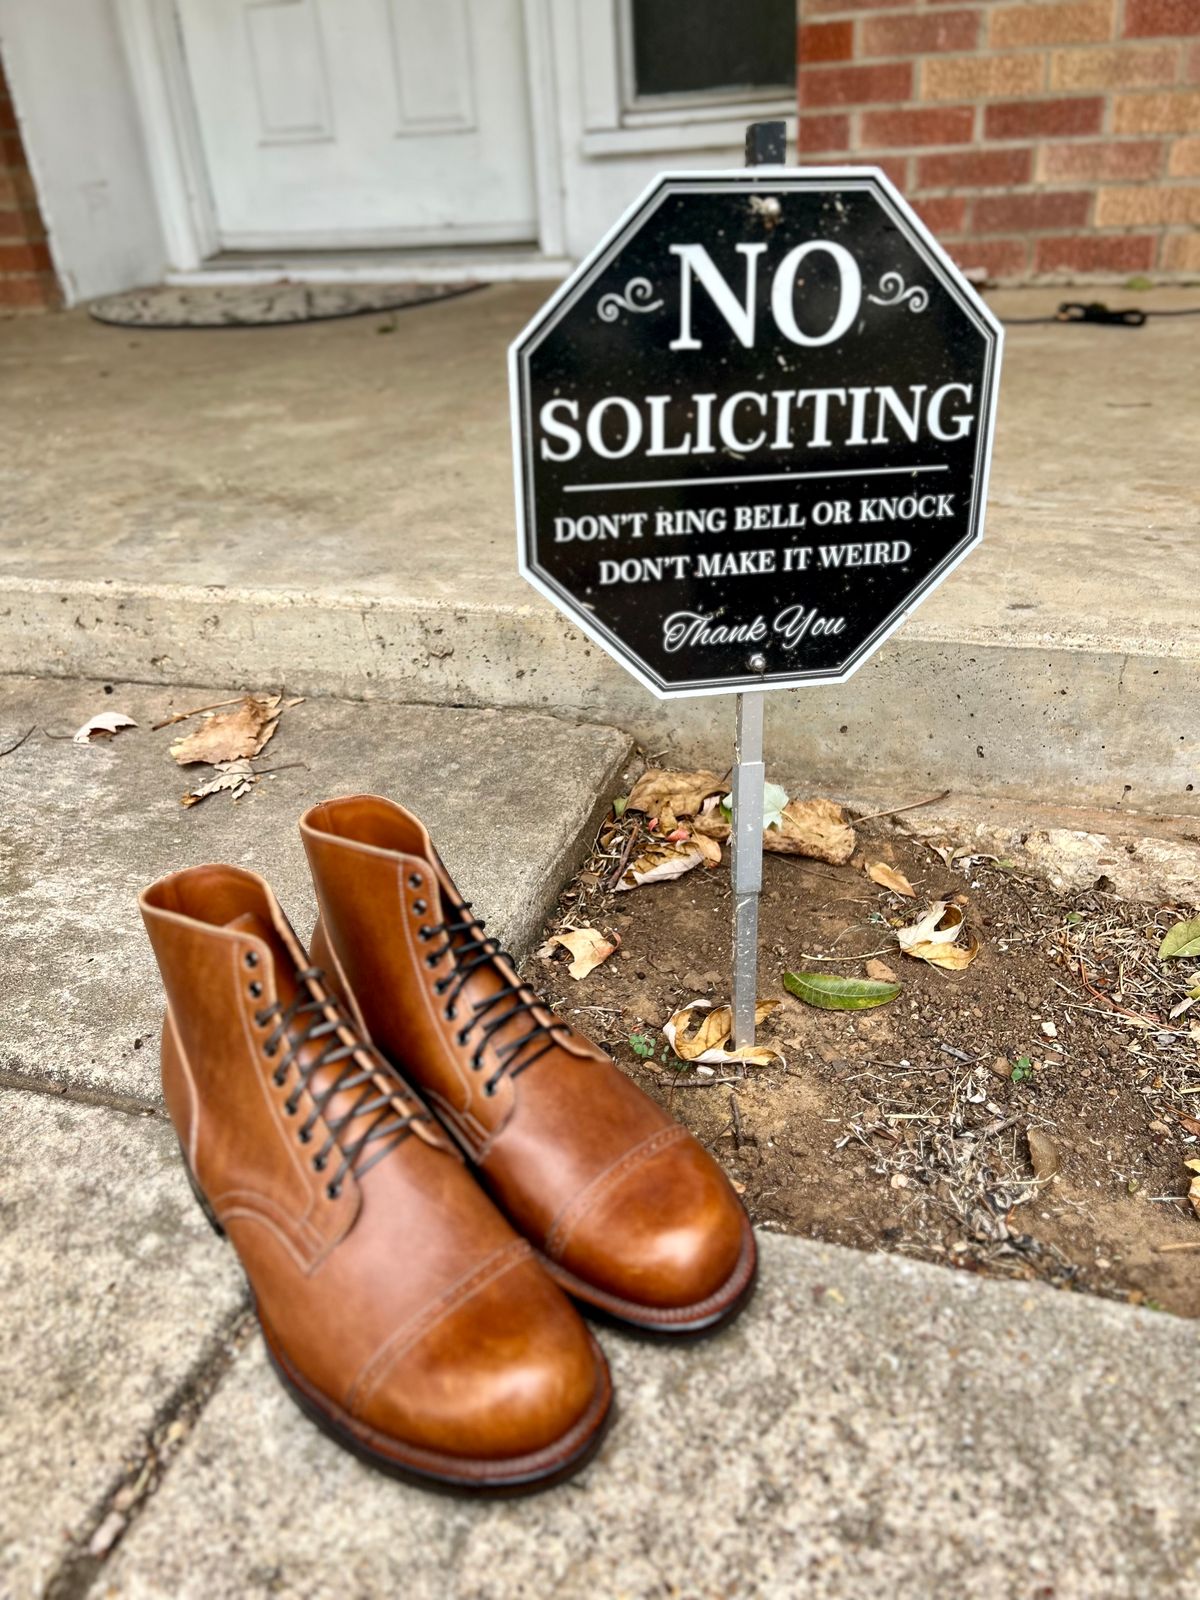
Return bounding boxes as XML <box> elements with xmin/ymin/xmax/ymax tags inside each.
<box><xmin>141</xmin><ymin>795</ymin><xmax>755</xmax><ymax>1494</ymax></box>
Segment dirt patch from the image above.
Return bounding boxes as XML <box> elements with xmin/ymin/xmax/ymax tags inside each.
<box><xmin>523</xmin><ymin>799</ymin><xmax>1200</xmax><ymax>1316</ymax></box>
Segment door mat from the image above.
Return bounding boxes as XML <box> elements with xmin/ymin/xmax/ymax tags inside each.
<box><xmin>87</xmin><ymin>280</ymin><xmax>484</xmax><ymax>329</ymax></box>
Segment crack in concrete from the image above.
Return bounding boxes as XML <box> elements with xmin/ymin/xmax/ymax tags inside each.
<box><xmin>42</xmin><ymin>1303</ymin><xmax>256</xmax><ymax>1600</ymax></box>
<box><xmin>0</xmin><ymin>1067</ymin><xmax>163</xmax><ymax>1120</ymax></box>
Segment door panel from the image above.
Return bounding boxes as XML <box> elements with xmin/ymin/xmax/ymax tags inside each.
<box><xmin>175</xmin><ymin>0</ymin><xmax>537</xmax><ymax>248</ymax></box>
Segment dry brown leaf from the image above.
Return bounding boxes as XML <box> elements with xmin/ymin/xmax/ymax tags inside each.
<box><xmin>664</xmin><ymin>999</ymin><xmax>782</xmax><ymax>1068</ymax></box>
<box><xmin>170</xmin><ymin>694</ymin><xmax>281</xmax><ymax>767</ymax></box>
<box><xmin>690</xmin><ymin>794</ymin><xmax>732</xmax><ymax>842</ymax></box>
<box><xmin>1027</xmin><ymin>1127</ymin><xmax>1061</xmax><ymax>1182</ymax></box>
<box><xmin>906</xmin><ymin>932</ymin><xmax>980</xmax><ymax>970</ymax></box>
<box><xmin>763</xmin><ymin>797</ymin><xmax>856</xmax><ymax>865</ymax></box>
<box><xmin>625</xmin><ymin>768</ymin><xmax>726</xmax><ymax>827</ymax></box>
<box><xmin>1187</xmin><ymin>1159</ymin><xmax>1200</xmax><ymax>1221</ymax></box>
<box><xmin>866</xmin><ymin>958</ymin><xmax>899</xmax><ymax>983</ymax></box>
<box><xmin>180</xmin><ymin>759</ymin><xmax>257</xmax><ymax>807</ymax></box>
<box><xmin>73</xmin><ymin>711</ymin><xmax>136</xmax><ymax>745</ymax></box>
<box><xmin>616</xmin><ymin>839</ymin><xmax>705</xmax><ymax>891</ymax></box>
<box><xmin>692</xmin><ymin>831</ymin><xmax>723</xmax><ymax>866</ymax></box>
<box><xmin>547</xmin><ymin>928</ymin><xmax>617</xmax><ymax>981</ymax></box>
<box><xmin>867</xmin><ymin>860</ymin><xmax>916</xmax><ymax>897</ymax></box>
<box><xmin>897</xmin><ymin>901</ymin><xmax>964</xmax><ymax>951</ymax></box>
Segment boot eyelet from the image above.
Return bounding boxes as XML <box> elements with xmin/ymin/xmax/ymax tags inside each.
<box><xmin>244</xmin><ymin>950</ymin><xmax>259</xmax><ymax>970</ymax></box>
<box><xmin>483</xmin><ymin>1083</ymin><xmax>496</xmax><ymax>1098</ymax></box>
<box><xmin>272</xmin><ymin>1068</ymin><xmax>286</xmax><ymax>1086</ymax></box>
<box><xmin>248</xmin><ymin>980</ymin><xmax>263</xmax><ymax>999</ymax></box>
<box><xmin>457</xmin><ymin>1029</ymin><xmax>470</xmax><ymax>1048</ymax></box>
<box><xmin>298</xmin><ymin>1129</ymin><xmax>311</xmax><ymax>1144</ymax></box>
<box><xmin>284</xmin><ymin>1100</ymin><xmax>298</xmax><ymax>1117</ymax></box>
<box><xmin>408</xmin><ymin>873</ymin><xmax>422</xmax><ymax>889</ymax></box>
<box><xmin>312</xmin><ymin>1154</ymin><xmax>326</xmax><ymax>1172</ymax></box>
<box><xmin>326</xmin><ymin>1182</ymin><xmax>341</xmax><ymax>1201</ymax></box>
<box><xmin>264</xmin><ymin>1041</ymin><xmax>278</xmax><ymax>1058</ymax></box>
<box><xmin>418</xmin><ymin>926</ymin><xmax>431</xmax><ymax>942</ymax></box>
<box><xmin>443</xmin><ymin>1005</ymin><xmax>455</xmax><ymax>1021</ymax></box>
<box><xmin>425</xmin><ymin>954</ymin><xmax>438</xmax><ymax>968</ymax></box>
<box><xmin>412</xmin><ymin>898</ymin><xmax>427</xmax><ymax>915</ymax></box>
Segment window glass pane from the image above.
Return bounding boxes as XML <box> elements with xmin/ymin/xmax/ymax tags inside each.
<box><xmin>630</xmin><ymin>0</ymin><xmax>797</xmax><ymax>98</ymax></box>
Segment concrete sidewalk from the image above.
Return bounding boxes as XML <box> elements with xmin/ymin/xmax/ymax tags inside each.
<box><xmin>0</xmin><ymin>284</ymin><xmax>1197</xmax><ymax>812</ymax></box>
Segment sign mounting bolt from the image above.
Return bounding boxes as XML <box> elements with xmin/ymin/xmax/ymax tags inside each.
<box><xmin>748</xmin><ymin>653</ymin><xmax>767</xmax><ymax>674</ymax></box>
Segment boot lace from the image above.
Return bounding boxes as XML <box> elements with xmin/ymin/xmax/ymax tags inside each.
<box><xmin>256</xmin><ymin>968</ymin><xmax>429</xmax><ymax>1198</ymax></box>
<box><xmin>421</xmin><ymin>902</ymin><xmax>569</xmax><ymax>1095</ymax></box>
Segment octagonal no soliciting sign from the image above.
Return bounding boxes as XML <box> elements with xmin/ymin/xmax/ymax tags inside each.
<box><xmin>510</xmin><ymin>169</ymin><xmax>1003</xmax><ymax>699</ymax></box>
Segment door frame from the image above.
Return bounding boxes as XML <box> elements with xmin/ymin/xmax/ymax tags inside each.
<box><xmin>116</xmin><ymin>0</ymin><xmax>566</xmax><ymax>269</ymax></box>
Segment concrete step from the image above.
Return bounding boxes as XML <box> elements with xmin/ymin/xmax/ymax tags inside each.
<box><xmin>0</xmin><ymin>285</ymin><xmax>1196</xmax><ymax>814</ymax></box>
<box><xmin>0</xmin><ymin>675</ymin><xmax>631</xmax><ymax>1105</ymax></box>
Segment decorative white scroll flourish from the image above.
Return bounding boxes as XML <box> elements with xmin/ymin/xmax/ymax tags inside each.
<box><xmin>867</xmin><ymin>271</ymin><xmax>929</xmax><ymax>313</ymax></box>
<box><xmin>597</xmin><ymin>277</ymin><xmax>663</xmax><ymax>322</ymax></box>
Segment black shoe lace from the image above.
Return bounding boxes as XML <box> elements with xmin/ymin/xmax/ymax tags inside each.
<box><xmin>256</xmin><ymin>967</ymin><xmax>429</xmax><ymax>1198</ymax></box>
<box><xmin>421</xmin><ymin>902</ymin><xmax>569</xmax><ymax>1096</ymax></box>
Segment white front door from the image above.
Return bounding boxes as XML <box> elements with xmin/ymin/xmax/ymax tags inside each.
<box><xmin>174</xmin><ymin>0</ymin><xmax>537</xmax><ymax>249</ymax></box>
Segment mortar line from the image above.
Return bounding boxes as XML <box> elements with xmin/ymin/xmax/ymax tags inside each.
<box><xmin>0</xmin><ymin>1067</ymin><xmax>164</xmax><ymax>1120</ymax></box>
<box><xmin>42</xmin><ymin>1302</ymin><xmax>256</xmax><ymax>1600</ymax></box>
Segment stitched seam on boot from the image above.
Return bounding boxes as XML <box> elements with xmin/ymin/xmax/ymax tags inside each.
<box><xmin>346</xmin><ymin>1239</ymin><xmax>534</xmax><ymax>1419</ymax></box>
<box><xmin>544</xmin><ymin>1124</ymin><xmax>689</xmax><ymax>1261</ymax></box>
<box><xmin>164</xmin><ymin>1007</ymin><xmax>201</xmax><ymax>1172</ymax></box>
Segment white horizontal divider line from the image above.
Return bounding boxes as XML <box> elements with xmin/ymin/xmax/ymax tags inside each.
<box><xmin>562</xmin><ymin>464</ymin><xmax>950</xmax><ymax>494</ymax></box>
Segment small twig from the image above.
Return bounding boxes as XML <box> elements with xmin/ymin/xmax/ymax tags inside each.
<box><xmin>606</xmin><ymin>823</ymin><xmax>639</xmax><ymax>890</ymax></box>
<box><xmin>797</xmin><ymin>946</ymin><xmax>895</xmax><ymax>963</ymax></box>
<box><xmin>650</xmin><ymin>1073</ymin><xmax>745</xmax><ymax>1088</ymax></box>
<box><xmin>1078</xmin><ymin>955</ymin><xmax>1159</xmax><ymax>1027</ymax></box>
<box><xmin>253</xmin><ymin>761</ymin><xmax>310</xmax><ymax>775</ymax></box>
<box><xmin>1153</xmin><ymin>1241</ymin><xmax>1200</xmax><ymax>1253</ymax></box>
<box><xmin>0</xmin><ymin>725</ymin><xmax>35</xmax><ymax>758</ymax></box>
<box><xmin>151</xmin><ymin>695</ymin><xmax>244</xmax><ymax>732</ymax></box>
<box><xmin>852</xmin><ymin>789</ymin><xmax>951</xmax><ymax>825</ymax></box>
<box><xmin>730</xmin><ymin>1091</ymin><xmax>743</xmax><ymax>1151</ymax></box>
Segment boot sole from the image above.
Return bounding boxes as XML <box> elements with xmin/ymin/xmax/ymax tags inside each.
<box><xmin>180</xmin><ymin>1146</ymin><xmax>615</xmax><ymax>1495</ymax></box>
<box><xmin>539</xmin><ymin>1209</ymin><xmax>758</xmax><ymax>1339</ymax></box>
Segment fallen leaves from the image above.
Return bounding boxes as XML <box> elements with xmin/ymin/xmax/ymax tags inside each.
<box><xmin>73</xmin><ymin>711</ymin><xmax>136</xmax><ymax>744</ymax></box>
<box><xmin>1026</xmin><ymin>1127</ymin><xmax>1061</xmax><ymax>1182</ymax></box>
<box><xmin>1159</xmin><ymin>918</ymin><xmax>1200</xmax><ymax>961</ymax></box>
<box><xmin>1186</xmin><ymin>1158</ymin><xmax>1200</xmax><ymax>1221</ymax></box>
<box><xmin>664</xmin><ymin>998</ymin><xmax>783</xmax><ymax>1068</ymax></box>
<box><xmin>616</xmin><ymin>839</ymin><xmax>707</xmax><ymax>891</ymax></box>
<box><xmin>626</xmin><ymin>768</ymin><xmax>725</xmax><ymax>832</ymax></box>
<box><xmin>169</xmin><ymin>693</ymin><xmax>281</xmax><ymax>766</ymax></box>
<box><xmin>538</xmin><ymin>927</ymin><xmax>617</xmax><ymax>980</ymax></box>
<box><xmin>180</xmin><ymin>760</ymin><xmax>257</xmax><ymax>807</ymax></box>
<box><xmin>897</xmin><ymin>901</ymin><xmax>980</xmax><ymax>970</ymax></box>
<box><xmin>783</xmin><ymin>971</ymin><xmax>901</xmax><ymax>1011</ymax></box>
<box><xmin>866</xmin><ymin>860</ymin><xmax>915</xmax><ymax>897</ymax></box>
<box><xmin>763</xmin><ymin>797</ymin><xmax>856</xmax><ymax>865</ymax></box>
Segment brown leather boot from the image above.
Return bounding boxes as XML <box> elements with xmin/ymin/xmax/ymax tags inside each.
<box><xmin>140</xmin><ymin>865</ymin><xmax>612</xmax><ymax>1492</ymax></box>
<box><xmin>300</xmin><ymin>796</ymin><xmax>756</xmax><ymax>1335</ymax></box>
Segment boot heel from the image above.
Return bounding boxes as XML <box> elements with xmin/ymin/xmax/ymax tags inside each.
<box><xmin>179</xmin><ymin>1145</ymin><xmax>225</xmax><ymax>1238</ymax></box>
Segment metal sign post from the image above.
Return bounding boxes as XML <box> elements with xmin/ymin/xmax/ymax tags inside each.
<box><xmin>730</xmin><ymin>120</ymin><xmax>786</xmax><ymax>1052</ymax></box>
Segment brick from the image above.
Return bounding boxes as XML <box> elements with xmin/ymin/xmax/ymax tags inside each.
<box><xmin>922</xmin><ymin>53</ymin><xmax>1046</xmax><ymax>102</ymax></box>
<box><xmin>1168</xmin><ymin>136</ymin><xmax>1200</xmax><ymax>175</ymax></box>
<box><xmin>1050</xmin><ymin>44</ymin><xmax>1180</xmax><ymax>90</ymax></box>
<box><xmin>1186</xmin><ymin>42</ymin><xmax>1200</xmax><ymax>82</ymax></box>
<box><xmin>985</xmin><ymin>96</ymin><xmax>1105</xmax><ymax>137</ymax></box>
<box><xmin>1038</xmin><ymin>138</ymin><xmax>1164</xmax><ymax>179</ymax></box>
<box><xmin>798</xmin><ymin>61</ymin><xmax>913</xmax><ymax>109</ymax></box>
<box><xmin>861</xmin><ymin>9</ymin><xmax>980</xmax><ymax>57</ymax></box>
<box><xmin>1034</xmin><ymin>233</ymin><xmax>1157</xmax><ymax>271</ymax></box>
<box><xmin>917</xmin><ymin>146</ymin><xmax>1035</xmax><ymax>187</ymax></box>
<box><xmin>796</xmin><ymin>112</ymin><xmax>852</xmax><ymax>154</ymax></box>
<box><xmin>945</xmin><ymin>237</ymin><xmax>1031</xmax><ymax>279</ymax></box>
<box><xmin>1124</xmin><ymin>0</ymin><xmax>1200</xmax><ymax>37</ymax></box>
<box><xmin>799</xmin><ymin>21</ymin><xmax>854</xmax><ymax>64</ymax></box>
<box><xmin>1161</xmin><ymin>230</ymin><xmax>1200</xmax><ymax>269</ymax></box>
<box><xmin>974</xmin><ymin>189</ymin><xmax>1093</xmax><ymax>232</ymax></box>
<box><xmin>802</xmin><ymin>153</ymin><xmax>912</xmax><ymax>187</ymax></box>
<box><xmin>0</xmin><ymin>275</ymin><xmax>56</xmax><ymax>310</ymax></box>
<box><xmin>1095</xmin><ymin>181</ymin><xmax>1200</xmax><ymax>222</ymax></box>
<box><xmin>802</xmin><ymin>0</ymin><xmax>911</xmax><ymax>13</ymax></box>
<box><xmin>990</xmin><ymin>0</ymin><xmax>1114</xmax><ymax>48</ymax></box>
<box><xmin>1114</xmin><ymin>90</ymin><xmax>1200</xmax><ymax>132</ymax></box>
<box><xmin>860</xmin><ymin>104</ymin><xmax>976</xmax><ymax>146</ymax></box>
<box><xmin>911</xmin><ymin>195</ymin><xmax>970</xmax><ymax>233</ymax></box>
<box><xmin>0</xmin><ymin>240</ymin><xmax>52</xmax><ymax>273</ymax></box>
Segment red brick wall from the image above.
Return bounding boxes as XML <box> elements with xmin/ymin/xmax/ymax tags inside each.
<box><xmin>0</xmin><ymin>55</ymin><xmax>59</xmax><ymax>312</ymax></box>
<box><xmin>797</xmin><ymin>0</ymin><xmax>1200</xmax><ymax>282</ymax></box>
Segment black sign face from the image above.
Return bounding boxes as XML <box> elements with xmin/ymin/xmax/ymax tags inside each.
<box><xmin>510</xmin><ymin>170</ymin><xmax>1002</xmax><ymax>699</ymax></box>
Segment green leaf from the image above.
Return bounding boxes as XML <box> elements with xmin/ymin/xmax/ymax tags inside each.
<box><xmin>783</xmin><ymin>971</ymin><xmax>901</xmax><ymax>1011</ymax></box>
<box><xmin>1064</xmin><ymin>911</ymin><xmax>1084</xmax><ymax>926</ymax></box>
<box><xmin>612</xmin><ymin>795</ymin><xmax>627</xmax><ymax>818</ymax></box>
<box><xmin>1158</xmin><ymin>918</ymin><xmax>1200</xmax><ymax>961</ymax></box>
<box><xmin>1011</xmin><ymin>1056</ymin><xmax>1033</xmax><ymax>1083</ymax></box>
<box><xmin>628</xmin><ymin>1032</ymin><xmax>656</xmax><ymax>1059</ymax></box>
